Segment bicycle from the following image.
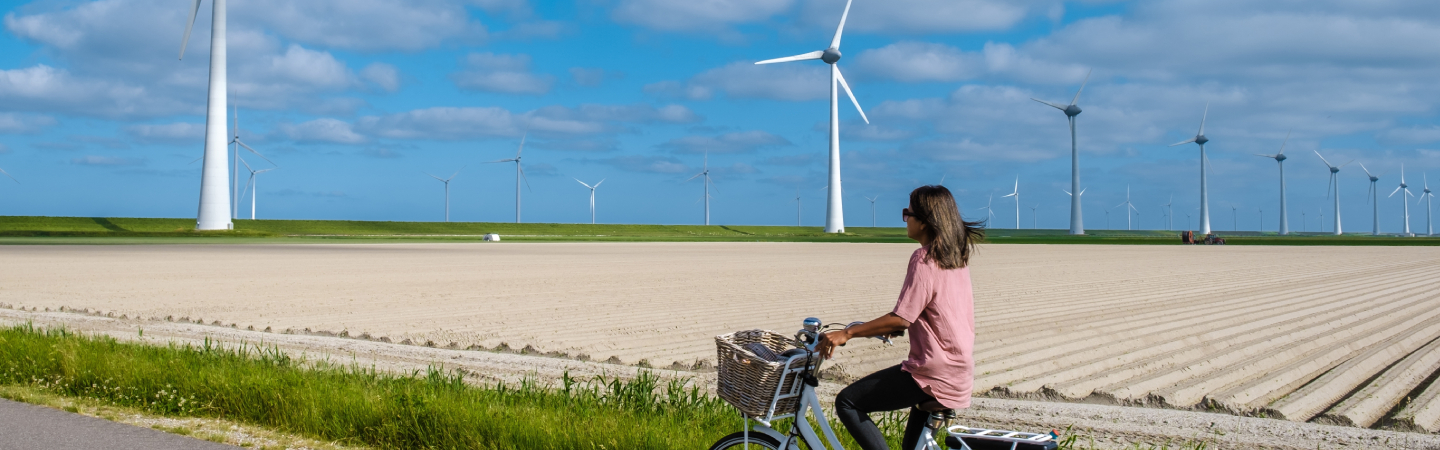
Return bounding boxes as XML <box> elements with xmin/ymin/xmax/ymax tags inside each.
<box><xmin>708</xmin><ymin>317</ymin><xmax>1059</xmax><ymax>450</ymax></box>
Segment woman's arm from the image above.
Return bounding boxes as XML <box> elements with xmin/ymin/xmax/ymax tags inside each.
<box><xmin>816</xmin><ymin>313</ymin><xmax>911</xmax><ymax>359</ymax></box>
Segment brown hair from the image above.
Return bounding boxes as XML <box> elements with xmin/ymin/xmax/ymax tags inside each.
<box><xmin>909</xmin><ymin>185</ymin><xmax>985</xmax><ymax>269</ymax></box>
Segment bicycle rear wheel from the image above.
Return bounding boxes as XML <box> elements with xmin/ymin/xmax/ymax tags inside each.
<box><xmin>708</xmin><ymin>431</ymin><xmax>783</xmax><ymax>450</ymax></box>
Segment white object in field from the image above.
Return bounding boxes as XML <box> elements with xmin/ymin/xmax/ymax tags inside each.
<box><xmin>1031</xmin><ymin>69</ymin><xmax>1090</xmax><ymax>235</ymax></box>
<box><xmin>237</xmin><ymin>156</ymin><xmax>275</xmax><ymax>220</ymax></box>
<box><xmin>486</xmin><ymin>134</ymin><xmax>529</xmax><ymax>223</ymax></box>
<box><xmin>483</xmin><ymin>233</ymin><xmax>500</xmax><ymax>241</ymax></box>
<box><xmin>686</xmin><ymin>151</ymin><xmax>714</xmax><ymax>225</ymax></box>
<box><xmin>977</xmin><ymin>194</ymin><xmax>996</xmax><ymax>225</ymax></box>
<box><xmin>1360</xmin><ymin>163</ymin><xmax>1382</xmax><ymax>235</ymax></box>
<box><xmin>1314</xmin><ymin>150</ymin><xmax>1351</xmax><ymax>235</ymax></box>
<box><xmin>1001</xmin><ymin>176</ymin><xmax>1020</xmax><ymax>229</ymax></box>
<box><xmin>1254</xmin><ymin>129</ymin><xmax>1291</xmax><ymax>235</ymax></box>
<box><xmin>1115</xmin><ymin>185</ymin><xmax>1139</xmax><ymax>231</ymax></box>
<box><xmin>1389</xmin><ymin>164</ymin><xmax>1415</xmax><ymax>235</ymax></box>
<box><xmin>574</xmin><ymin>178</ymin><xmax>605</xmax><ymax>224</ymax></box>
<box><xmin>426</xmin><ymin>168</ymin><xmax>462</xmax><ymax>222</ymax></box>
<box><xmin>755</xmin><ymin>0</ymin><xmax>867</xmax><ymax>234</ymax></box>
<box><xmin>180</xmin><ymin>0</ymin><xmax>232</xmax><ymax>230</ymax></box>
<box><xmin>1168</xmin><ymin>103</ymin><xmax>1212</xmax><ymax>235</ymax></box>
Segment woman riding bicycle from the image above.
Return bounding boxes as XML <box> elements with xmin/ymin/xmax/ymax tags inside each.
<box><xmin>816</xmin><ymin>185</ymin><xmax>984</xmax><ymax>450</ymax></box>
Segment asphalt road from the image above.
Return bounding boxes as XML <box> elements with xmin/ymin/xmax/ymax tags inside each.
<box><xmin>0</xmin><ymin>398</ymin><xmax>239</xmax><ymax>450</ymax></box>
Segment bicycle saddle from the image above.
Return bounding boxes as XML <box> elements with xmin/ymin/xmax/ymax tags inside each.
<box><xmin>917</xmin><ymin>400</ymin><xmax>952</xmax><ymax>414</ymax></box>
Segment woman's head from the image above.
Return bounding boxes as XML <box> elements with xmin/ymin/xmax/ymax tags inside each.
<box><xmin>905</xmin><ymin>185</ymin><xmax>984</xmax><ymax>269</ymax></box>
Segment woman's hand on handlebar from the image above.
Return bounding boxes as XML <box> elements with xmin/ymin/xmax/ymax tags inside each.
<box><xmin>816</xmin><ymin>329</ymin><xmax>851</xmax><ymax>359</ymax></box>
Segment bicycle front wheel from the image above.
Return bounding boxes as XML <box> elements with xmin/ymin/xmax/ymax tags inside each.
<box><xmin>708</xmin><ymin>431</ymin><xmax>783</xmax><ymax>450</ymax></box>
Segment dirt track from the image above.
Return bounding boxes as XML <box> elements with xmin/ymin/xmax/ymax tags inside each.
<box><xmin>3</xmin><ymin>242</ymin><xmax>1440</xmax><ymax>437</ymax></box>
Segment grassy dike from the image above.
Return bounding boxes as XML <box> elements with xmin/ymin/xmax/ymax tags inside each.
<box><xmin>1</xmin><ymin>215</ymin><xmax>1436</xmax><ymax>245</ymax></box>
<box><xmin>0</xmin><ymin>324</ymin><xmax>916</xmax><ymax>449</ymax></box>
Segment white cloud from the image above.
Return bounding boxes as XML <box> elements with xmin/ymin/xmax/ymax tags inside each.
<box><xmin>357</xmin><ymin>107</ymin><xmax>522</xmax><ymax>140</ymax></box>
<box><xmin>281</xmin><ymin>118</ymin><xmax>367</xmax><ymax>144</ymax></box>
<box><xmin>232</xmin><ymin>0</ymin><xmax>489</xmax><ymax>51</ymax></box>
<box><xmin>452</xmin><ymin>53</ymin><xmax>554</xmax><ymax>95</ymax></box>
<box><xmin>594</xmin><ymin>155</ymin><xmax>691</xmax><ymax>174</ymax></box>
<box><xmin>612</xmin><ymin>0</ymin><xmax>794</xmax><ymax>32</ymax></box>
<box><xmin>71</xmin><ymin>155</ymin><xmax>144</xmax><ymax>166</ymax></box>
<box><xmin>570</xmin><ymin>67</ymin><xmax>607</xmax><ymax>87</ymax></box>
<box><xmin>652</xmin><ymin>61</ymin><xmax>827</xmax><ymax>101</ymax></box>
<box><xmin>125</xmin><ymin>122</ymin><xmax>206</xmax><ymax>144</ymax></box>
<box><xmin>361</xmin><ymin>63</ymin><xmax>401</xmax><ymax>92</ymax></box>
<box><xmin>658</xmin><ymin>130</ymin><xmax>793</xmax><ymax>154</ymax></box>
<box><xmin>0</xmin><ymin>113</ymin><xmax>58</xmax><ymax>134</ymax></box>
<box><xmin>797</xmin><ymin>0</ymin><xmax>1046</xmax><ymax>34</ymax></box>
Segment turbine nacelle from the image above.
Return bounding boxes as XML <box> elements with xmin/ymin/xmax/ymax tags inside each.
<box><xmin>1194</xmin><ymin>135</ymin><xmax>1209</xmax><ymax>145</ymax></box>
<box><xmin>1331</xmin><ymin>166</ymin><xmax>1341</xmax><ymax>174</ymax></box>
<box><xmin>1275</xmin><ymin>153</ymin><xmax>1287</xmax><ymax>162</ymax></box>
<box><xmin>1064</xmin><ymin>105</ymin><xmax>1082</xmax><ymax>117</ymax></box>
<box><xmin>821</xmin><ymin>47</ymin><xmax>842</xmax><ymax>64</ymax></box>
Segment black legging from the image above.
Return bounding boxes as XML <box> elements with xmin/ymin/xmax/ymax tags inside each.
<box><xmin>835</xmin><ymin>364</ymin><xmax>937</xmax><ymax>450</ymax></box>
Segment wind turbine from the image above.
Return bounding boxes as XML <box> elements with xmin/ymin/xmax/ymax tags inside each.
<box><xmin>1104</xmin><ymin>207</ymin><xmax>1111</xmax><ymax>230</ymax></box>
<box><xmin>1230</xmin><ymin>204</ymin><xmax>1238</xmax><ymax>231</ymax></box>
<box><xmin>1169</xmin><ymin>103</ymin><xmax>1213</xmax><ymax>235</ymax></box>
<box><xmin>0</xmin><ymin>166</ymin><xmax>16</xmax><ymax>185</ymax></box>
<box><xmin>977</xmin><ymin>194</ymin><xmax>997</xmax><ymax>225</ymax></box>
<box><xmin>1259</xmin><ymin>208</ymin><xmax>1264</xmax><ymax>232</ymax></box>
<box><xmin>1115</xmin><ymin>186</ymin><xmax>1138</xmax><ymax>230</ymax></box>
<box><xmin>1032</xmin><ymin>69</ymin><xmax>1091</xmax><ymax>235</ymax></box>
<box><xmin>755</xmin><ymin>0</ymin><xmax>867</xmax><ymax>234</ymax></box>
<box><xmin>425</xmin><ymin>168</ymin><xmax>462</xmax><ymax>222</ymax></box>
<box><xmin>1000</xmin><ymin>177</ymin><xmax>1020</xmax><ymax>229</ymax></box>
<box><xmin>864</xmin><ymin>195</ymin><xmax>878</xmax><ymax>227</ymax></box>
<box><xmin>237</xmin><ymin>157</ymin><xmax>275</xmax><ymax>220</ymax></box>
<box><xmin>1031</xmin><ymin>204</ymin><xmax>1039</xmax><ymax>229</ymax></box>
<box><xmin>574</xmin><ymin>178</ymin><xmax>605</xmax><ymax>225</ymax></box>
<box><xmin>1254</xmin><ymin>129</ymin><xmax>1291</xmax><ymax>235</ymax></box>
<box><xmin>1315</xmin><ymin>151</ymin><xmax>1352</xmax><ymax>235</ymax></box>
<box><xmin>487</xmin><ymin>134</ymin><xmax>530</xmax><ymax>223</ymax></box>
<box><xmin>180</xmin><ymin>0</ymin><xmax>233</xmax><ymax>230</ymax></box>
<box><xmin>687</xmin><ymin>151</ymin><xmax>714</xmax><ymax>225</ymax></box>
<box><xmin>1360</xmin><ymin>163</ymin><xmax>1381</xmax><ymax>236</ymax></box>
<box><xmin>795</xmin><ymin>188</ymin><xmax>802</xmax><ymax>227</ymax></box>
<box><xmin>1389</xmin><ymin>164</ymin><xmax>1415</xmax><ymax>235</ymax></box>
<box><xmin>1418</xmin><ymin>174</ymin><xmax>1433</xmax><ymax>236</ymax></box>
<box><xmin>228</xmin><ymin>106</ymin><xmax>273</xmax><ymax>219</ymax></box>
<box><xmin>1162</xmin><ymin>195</ymin><xmax>1174</xmax><ymax>230</ymax></box>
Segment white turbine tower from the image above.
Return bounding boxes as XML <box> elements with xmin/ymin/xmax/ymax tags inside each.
<box><xmin>1116</xmin><ymin>186</ymin><xmax>1139</xmax><ymax>231</ymax></box>
<box><xmin>755</xmin><ymin>0</ymin><xmax>868</xmax><ymax>234</ymax></box>
<box><xmin>425</xmin><ymin>168</ymin><xmax>462</xmax><ymax>222</ymax></box>
<box><xmin>1169</xmin><ymin>103</ymin><xmax>1213</xmax><ymax>235</ymax></box>
<box><xmin>180</xmin><ymin>0</ymin><xmax>232</xmax><ymax>230</ymax></box>
<box><xmin>1000</xmin><ymin>176</ymin><xmax>1020</xmax><ymax>229</ymax></box>
<box><xmin>1419</xmin><ymin>174</ymin><xmax>1433</xmax><ymax>236</ymax></box>
<box><xmin>1390</xmin><ymin>164</ymin><xmax>1415</xmax><ymax>235</ymax></box>
<box><xmin>1315</xmin><ymin>151</ymin><xmax>1351</xmax><ymax>235</ymax></box>
<box><xmin>237</xmin><ymin>157</ymin><xmax>275</xmax><ymax>220</ymax></box>
<box><xmin>1360</xmin><ymin>163</ymin><xmax>1381</xmax><ymax>236</ymax></box>
<box><xmin>687</xmin><ymin>151</ymin><xmax>714</xmax><ymax>225</ymax></box>
<box><xmin>575</xmin><ymin>178</ymin><xmax>605</xmax><ymax>225</ymax></box>
<box><xmin>1032</xmin><ymin>69</ymin><xmax>1090</xmax><ymax>235</ymax></box>
<box><xmin>229</xmin><ymin>106</ymin><xmax>273</xmax><ymax>219</ymax></box>
<box><xmin>863</xmin><ymin>195</ymin><xmax>878</xmax><ymax>227</ymax></box>
<box><xmin>1162</xmin><ymin>195</ymin><xmax>1174</xmax><ymax>230</ymax></box>
<box><xmin>1254</xmin><ymin>130</ymin><xmax>1291</xmax><ymax>235</ymax></box>
<box><xmin>487</xmin><ymin>135</ymin><xmax>530</xmax><ymax>223</ymax></box>
<box><xmin>795</xmin><ymin>188</ymin><xmax>802</xmax><ymax>226</ymax></box>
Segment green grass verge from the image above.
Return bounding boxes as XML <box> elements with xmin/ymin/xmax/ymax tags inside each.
<box><xmin>1</xmin><ymin>215</ymin><xmax>1436</xmax><ymax>245</ymax></box>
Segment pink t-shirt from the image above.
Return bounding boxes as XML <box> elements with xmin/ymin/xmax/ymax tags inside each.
<box><xmin>893</xmin><ymin>246</ymin><xmax>975</xmax><ymax>409</ymax></box>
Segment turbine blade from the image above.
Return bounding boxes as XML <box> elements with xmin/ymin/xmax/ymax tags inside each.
<box><xmin>830</xmin><ymin>0</ymin><xmax>853</xmax><ymax>49</ymax></box>
<box><xmin>1326</xmin><ymin>174</ymin><xmax>1333</xmax><ymax>199</ymax></box>
<box><xmin>1367</xmin><ymin>183</ymin><xmax>1373</xmax><ymax>204</ymax></box>
<box><xmin>1198</xmin><ymin>102</ymin><xmax>1209</xmax><ymax>136</ymax></box>
<box><xmin>448</xmin><ymin>166</ymin><xmax>463</xmax><ymax>181</ymax></box>
<box><xmin>425</xmin><ymin>172</ymin><xmax>444</xmax><ymax>182</ymax></box>
<box><xmin>755</xmin><ymin>50</ymin><xmax>825</xmax><ymax>65</ymax></box>
<box><xmin>1031</xmin><ymin>98</ymin><xmax>1067</xmax><ymax>110</ymax></box>
<box><xmin>1079</xmin><ymin>188</ymin><xmax>1086</xmax><ymax>196</ymax></box>
<box><xmin>237</xmin><ymin>141</ymin><xmax>276</xmax><ymax>166</ymax></box>
<box><xmin>486</xmin><ymin>158</ymin><xmax>515</xmax><ymax>164</ymax></box>
<box><xmin>1169</xmin><ymin>137</ymin><xmax>1197</xmax><ymax>147</ymax></box>
<box><xmin>1071</xmin><ymin>69</ymin><xmax>1092</xmax><ymax>106</ymax></box>
<box><xmin>1001</xmin><ymin>193</ymin><xmax>1016</xmax><ymax>198</ymax></box>
<box><xmin>594</xmin><ymin>179</ymin><xmax>604</xmax><ymax>188</ymax></box>
<box><xmin>1255</xmin><ymin>153</ymin><xmax>1277</xmax><ymax>158</ymax></box>
<box><xmin>237</xmin><ymin>155</ymin><xmax>252</xmax><ymax>172</ymax></box>
<box><xmin>1359</xmin><ymin>162</ymin><xmax>1372</xmax><ymax>177</ymax></box>
<box><xmin>1314</xmin><ymin>150</ymin><xmax>1333</xmax><ymax>168</ymax></box>
<box><xmin>575</xmin><ymin>178</ymin><xmax>592</xmax><ymax>189</ymax></box>
<box><xmin>0</xmin><ymin>167</ymin><xmax>16</xmax><ymax>184</ymax></box>
<box><xmin>686</xmin><ymin>172</ymin><xmax>704</xmax><ymax>182</ymax></box>
<box><xmin>1279</xmin><ymin>128</ymin><xmax>1291</xmax><ymax>155</ymax></box>
<box><xmin>519</xmin><ymin>164</ymin><xmax>532</xmax><ymax>192</ymax></box>
<box><xmin>834</xmin><ymin>66</ymin><xmax>868</xmax><ymax>124</ymax></box>
<box><xmin>516</xmin><ymin>133</ymin><xmax>526</xmax><ymax>157</ymax></box>
<box><xmin>1390</xmin><ymin>186</ymin><xmax>1402</xmax><ymax>197</ymax></box>
<box><xmin>1340</xmin><ymin>159</ymin><xmax>1354</xmax><ymax>168</ymax></box>
<box><xmin>179</xmin><ymin>0</ymin><xmax>202</xmax><ymax>60</ymax></box>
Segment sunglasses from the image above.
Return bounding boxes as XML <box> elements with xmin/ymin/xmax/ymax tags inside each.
<box><xmin>902</xmin><ymin>208</ymin><xmax>915</xmax><ymax>222</ymax></box>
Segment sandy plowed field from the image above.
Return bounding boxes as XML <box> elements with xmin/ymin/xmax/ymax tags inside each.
<box><xmin>3</xmin><ymin>242</ymin><xmax>1439</xmax><ymax>432</ymax></box>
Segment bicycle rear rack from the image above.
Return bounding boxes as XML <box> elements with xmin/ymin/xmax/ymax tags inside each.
<box><xmin>945</xmin><ymin>425</ymin><xmax>1058</xmax><ymax>450</ymax></box>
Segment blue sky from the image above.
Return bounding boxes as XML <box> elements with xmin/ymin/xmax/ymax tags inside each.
<box><xmin>0</xmin><ymin>0</ymin><xmax>1437</xmax><ymax>232</ymax></box>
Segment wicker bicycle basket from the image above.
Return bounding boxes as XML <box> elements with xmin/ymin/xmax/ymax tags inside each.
<box><xmin>715</xmin><ymin>329</ymin><xmax>814</xmax><ymax>418</ymax></box>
